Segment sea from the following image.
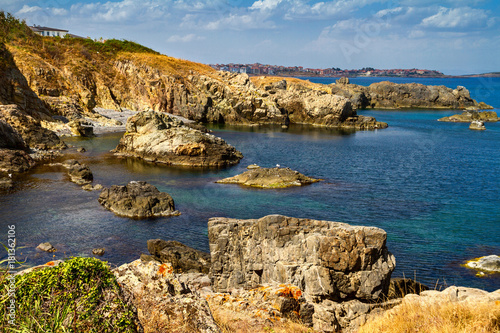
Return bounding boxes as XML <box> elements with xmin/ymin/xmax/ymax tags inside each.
<box><xmin>1</xmin><ymin>76</ymin><xmax>499</xmax><ymax>291</ymax></box>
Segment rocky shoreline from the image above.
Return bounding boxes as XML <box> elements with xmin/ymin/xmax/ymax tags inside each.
<box><xmin>9</xmin><ymin>214</ymin><xmax>500</xmax><ymax>333</ymax></box>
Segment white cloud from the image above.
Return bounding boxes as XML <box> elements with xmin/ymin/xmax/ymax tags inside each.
<box><xmin>167</xmin><ymin>33</ymin><xmax>204</xmax><ymax>42</ymax></box>
<box><xmin>250</xmin><ymin>0</ymin><xmax>283</xmax><ymax>11</ymax></box>
<box><xmin>421</xmin><ymin>6</ymin><xmax>491</xmax><ymax>29</ymax></box>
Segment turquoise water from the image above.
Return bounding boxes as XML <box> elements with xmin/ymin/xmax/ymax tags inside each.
<box><xmin>0</xmin><ymin>78</ymin><xmax>499</xmax><ymax>292</ymax></box>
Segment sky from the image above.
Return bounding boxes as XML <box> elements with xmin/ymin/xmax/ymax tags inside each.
<box><xmin>2</xmin><ymin>0</ymin><xmax>500</xmax><ymax>75</ymax></box>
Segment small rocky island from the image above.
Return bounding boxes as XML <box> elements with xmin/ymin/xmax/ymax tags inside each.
<box><xmin>216</xmin><ymin>166</ymin><xmax>322</xmax><ymax>188</ymax></box>
<box><xmin>98</xmin><ymin>181</ymin><xmax>180</xmax><ymax>218</ymax></box>
<box><xmin>113</xmin><ymin>111</ymin><xmax>243</xmax><ymax>167</ymax></box>
<box><xmin>438</xmin><ymin>110</ymin><xmax>498</xmax><ymax>122</ymax></box>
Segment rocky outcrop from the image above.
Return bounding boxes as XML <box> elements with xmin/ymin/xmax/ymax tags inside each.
<box><xmin>145</xmin><ymin>239</ymin><xmax>211</xmax><ymax>274</ymax></box>
<box><xmin>98</xmin><ymin>181</ymin><xmax>180</xmax><ymax>219</ymax></box>
<box><xmin>63</xmin><ymin>159</ymin><xmax>93</xmax><ymax>185</ymax></box>
<box><xmin>113</xmin><ymin>111</ymin><xmax>243</xmax><ymax>167</ymax></box>
<box><xmin>208</xmin><ymin>215</ymin><xmax>395</xmax><ymax>302</ymax></box>
<box><xmin>36</xmin><ymin>242</ymin><xmax>56</xmax><ymax>252</ymax></box>
<box><xmin>113</xmin><ymin>259</ymin><xmax>221</xmax><ymax>333</ymax></box>
<box><xmin>0</xmin><ymin>104</ymin><xmax>63</xmax><ymax>150</ymax></box>
<box><xmin>465</xmin><ymin>255</ymin><xmax>500</xmax><ymax>275</ymax></box>
<box><xmin>469</xmin><ymin>120</ymin><xmax>486</xmax><ymax>130</ymax></box>
<box><xmin>216</xmin><ymin>166</ymin><xmax>322</xmax><ymax>188</ymax></box>
<box><xmin>0</xmin><ymin>148</ymin><xmax>34</xmax><ymax>173</ymax></box>
<box><xmin>438</xmin><ymin>110</ymin><xmax>498</xmax><ymax>122</ymax></box>
<box><xmin>330</xmin><ymin>79</ymin><xmax>493</xmax><ymax>110</ymax></box>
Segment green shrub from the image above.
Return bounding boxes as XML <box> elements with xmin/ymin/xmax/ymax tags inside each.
<box><xmin>0</xmin><ymin>257</ymin><xmax>138</xmax><ymax>332</ymax></box>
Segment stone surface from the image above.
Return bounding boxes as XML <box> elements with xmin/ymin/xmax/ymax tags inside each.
<box><xmin>147</xmin><ymin>239</ymin><xmax>211</xmax><ymax>274</ymax></box>
<box><xmin>216</xmin><ymin>167</ymin><xmax>322</xmax><ymax>188</ymax></box>
<box><xmin>465</xmin><ymin>255</ymin><xmax>500</xmax><ymax>274</ymax></box>
<box><xmin>0</xmin><ymin>118</ymin><xmax>26</xmax><ymax>150</ymax></box>
<box><xmin>37</xmin><ymin>242</ymin><xmax>56</xmax><ymax>252</ymax></box>
<box><xmin>438</xmin><ymin>110</ymin><xmax>498</xmax><ymax>122</ymax></box>
<box><xmin>113</xmin><ymin>111</ymin><xmax>243</xmax><ymax>167</ymax></box>
<box><xmin>98</xmin><ymin>181</ymin><xmax>180</xmax><ymax>219</ymax></box>
<box><xmin>331</xmin><ymin>81</ymin><xmax>493</xmax><ymax>110</ymax></box>
<box><xmin>68</xmin><ymin>120</ymin><xmax>94</xmax><ymax>137</ymax></box>
<box><xmin>63</xmin><ymin>159</ymin><xmax>94</xmax><ymax>185</ymax></box>
<box><xmin>0</xmin><ymin>104</ymin><xmax>64</xmax><ymax>150</ymax></box>
<box><xmin>469</xmin><ymin>120</ymin><xmax>486</xmax><ymax>130</ymax></box>
<box><xmin>92</xmin><ymin>248</ymin><xmax>105</xmax><ymax>256</ymax></box>
<box><xmin>113</xmin><ymin>259</ymin><xmax>221</xmax><ymax>333</ymax></box>
<box><xmin>0</xmin><ymin>148</ymin><xmax>35</xmax><ymax>173</ymax></box>
<box><xmin>208</xmin><ymin>215</ymin><xmax>395</xmax><ymax>302</ymax></box>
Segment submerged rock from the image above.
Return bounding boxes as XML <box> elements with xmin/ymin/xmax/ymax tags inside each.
<box><xmin>98</xmin><ymin>181</ymin><xmax>180</xmax><ymax>219</ymax></box>
<box><xmin>37</xmin><ymin>242</ymin><xmax>56</xmax><ymax>252</ymax></box>
<box><xmin>208</xmin><ymin>214</ymin><xmax>395</xmax><ymax>302</ymax></box>
<box><xmin>113</xmin><ymin>111</ymin><xmax>243</xmax><ymax>167</ymax></box>
<box><xmin>216</xmin><ymin>167</ymin><xmax>322</xmax><ymax>188</ymax></box>
<box><xmin>92</xmin><ymin>248</ymin><xmax>105</xmax><ymax>256</ymax></box>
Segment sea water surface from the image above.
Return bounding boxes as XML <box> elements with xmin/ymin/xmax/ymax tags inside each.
<box><xmin>1</xmin><ymin>77</ymin><xmax>499</xmax><ymax>291</ymax></box>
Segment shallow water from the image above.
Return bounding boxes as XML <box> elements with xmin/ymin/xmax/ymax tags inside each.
<box><xmin>1</xmin><ymin>78</ymin><xmax>499</xmax><ymax>292</ymax></box>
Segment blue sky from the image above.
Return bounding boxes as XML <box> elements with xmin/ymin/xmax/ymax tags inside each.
<box><xmin>2</xmin><ymin>0</ymin><xmax>500</xmax><ymax>74</ymax></box>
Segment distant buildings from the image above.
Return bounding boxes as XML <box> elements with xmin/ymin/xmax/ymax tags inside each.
<box><xmin>28</xmin><ymin>25</ymin><xmax>85</xmax><ymax>39</ymax></box>
<box><xmin>210</xmin><ymin>63</ymin><xmax>444</xmax><ymax>78</ymax></box>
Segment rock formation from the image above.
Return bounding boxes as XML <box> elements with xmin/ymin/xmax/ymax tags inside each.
<box><xmin>216</xmin><ymin>167</ymin><xmax>322</xmax><ymax>188</ymax></box>
<box><xmin>330</xmin><ymin>79</ymin><xmax>493</xmax><ymax>110</ymax></box>
<box><xmin>469</xmin><ymin>120</ymin><xmax>486</xmax><ymax>130</ymax></box>
<box><xmin>465</xmin><ymin>255</ymin><xmax>500</xmax><ymax>275</ymax></box>
<box><xmin>113</xmin><ymin>259</ymin><xmax>221</xmax><ymax>333</ymax></box>
<box><xmin>113</xmin><ymin>111</ymin><xmax>243</xmax><ymax>167</ymax></box>
<box><xmin>63</xmin><ymin>159</ymin><xmax>94</xmax><ymax>185</ymax></box>
<box><xmin>208</xmin><ymin>215</ymin><xmax>395</xmax><ymax>301</ymax></box>
<box><xmin>145</xmin><ymin>239</ymin><xmax>211</xmax><ymax>274</ymax></box>
<box><xmin>438</xmin><ymin>110</ymin><xmax>498</xmax><ymax>122</ymax></box>
<box><xmin>98</xmin><ymin>181</ymin><xmax>180</xmax><ymax>219</ymax></box>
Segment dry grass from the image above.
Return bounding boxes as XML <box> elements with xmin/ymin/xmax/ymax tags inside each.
<box><xmin>209</xmin><ymin>303</ymin><xmax>315</xmax><ymax>333</ymax></box>
<box><xmin>122</xmin><ymin>52</ymin><xmax>216</xmax><ymax>77</ymax></box>
<box><xmin>358</xmin><ymin>299</ymin><xmax>500</xmax><ymax>333</ymax></box>
<box><xmin>250</xmin><ymin>75</ymin><xmax>331</xmax><ymax>92</ymax></box>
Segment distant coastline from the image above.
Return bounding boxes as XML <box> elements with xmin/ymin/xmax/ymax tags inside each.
<box><xmin>210</xmin><ymin>63</ymin><xmax>500</xmax><ymax>79</ymax></box>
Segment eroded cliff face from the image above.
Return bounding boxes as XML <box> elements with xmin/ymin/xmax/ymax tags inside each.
<box><xmin>7</xmin><ymin>43</ymin><xmax>386</xmax><ymax>130</ymax></box>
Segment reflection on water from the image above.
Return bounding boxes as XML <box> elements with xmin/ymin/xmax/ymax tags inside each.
<box><xmin>1</xmin><ymin>110</ymin><xmax>499</xmax><ymax>291</ymax></box>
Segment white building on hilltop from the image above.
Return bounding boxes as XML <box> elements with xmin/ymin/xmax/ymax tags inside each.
<box><xmin>29</xmin><ymin>25</ymin><xmax>69</xmax><ymax>37</ymax></box>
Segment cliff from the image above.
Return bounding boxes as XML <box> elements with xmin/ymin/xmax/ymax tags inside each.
<box><xmin>0</xmin><ymin>15</ymin><xmax>387</xmax><ymax>136</ymax></box>
<box><xmin>330</xmin><ymin>77</ymin><xmax>492</xmax><ymax>110</ymax></box>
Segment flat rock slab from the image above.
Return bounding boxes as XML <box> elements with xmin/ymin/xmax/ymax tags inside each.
<box><xmin>98</xmin><ymin>181</ymin><xmax>180</xmax><ymax>219</ymax></box>
<box><xmin>216</xmin><ymin>167</ymin><xmax>322</xmax><ymax>188</ymax></box>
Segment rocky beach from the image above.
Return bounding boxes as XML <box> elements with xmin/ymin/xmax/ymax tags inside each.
<box><xmin>1</xmin><ymin>15</ymin><xmax>499</xmax><ymax>333</ymax></box>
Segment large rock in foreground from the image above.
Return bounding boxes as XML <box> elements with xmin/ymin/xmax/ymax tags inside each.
<box><xmin>216</xmin><ymin>166</ymin><xmax>322</xmax><ymax>188</ymax></box>
<box><xmin>113</xmin><ymin>111</ymin><xmax>243</xmax><ymax>167</ymax></box>
<box><xmin>98</xmin><ymin>181</ymin><xmax>179</xmax><ymax>219</ymax></box>
<box><xmin>208</xmin><ymin>215</ymin><xmax>395</xmax><ymax>302</ymax></box>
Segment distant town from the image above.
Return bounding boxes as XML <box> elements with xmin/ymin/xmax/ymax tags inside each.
<box><xmin>209</xmin><ymin>63</ymin><xmax>445</xmax><ymax>78</ymax></box>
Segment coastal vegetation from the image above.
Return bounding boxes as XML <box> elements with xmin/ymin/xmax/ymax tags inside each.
<box><xmin>0</xmin><ymin>257</ymin><xmax>137</xmax><ymax>332</ymax></box>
